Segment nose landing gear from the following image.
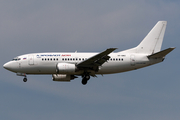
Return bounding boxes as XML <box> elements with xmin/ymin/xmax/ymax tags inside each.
<box><xmin>23</xmin><ymin>77</ymin><xmax>27</xmax><ymax>82</ymax></box>
<box><xmin>16</xmin><ymin>73</ymin><xmax>27</xmax><ymax>82</ymax></box>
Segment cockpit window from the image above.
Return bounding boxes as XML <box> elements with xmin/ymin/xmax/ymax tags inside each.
<box><xmin>12</xmin><ymin>57</ymin><xmax>21</xmax><ymax>61</ymax></box>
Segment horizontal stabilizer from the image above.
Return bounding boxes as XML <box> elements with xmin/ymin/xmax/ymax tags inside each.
<box><xmin>148</xmin><ymin>47</ymin><xmax>175</xmax><ymax>58</ymax></box>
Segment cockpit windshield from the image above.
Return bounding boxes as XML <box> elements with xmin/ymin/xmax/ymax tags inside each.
<box><xmin>12</xmin><ymin>57</ymin><xmax>21</xmax><ymax>61</ymax></box>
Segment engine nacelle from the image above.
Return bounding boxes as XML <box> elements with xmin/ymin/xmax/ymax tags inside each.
<box><xmin>56</xmin><ymin>63</ymin><xmax>76</xmax><ymax>74</ymax></box>
<box><xmin>52</xmin><ymin>74</ymin><xmax>77</xmax><ymax>82</ymax></box>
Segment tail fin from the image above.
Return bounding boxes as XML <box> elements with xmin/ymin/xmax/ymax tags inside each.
<box><xmin>136</xmin><ymin>21</ymin><xmax>167</xmax><ymax>54</ymax></box>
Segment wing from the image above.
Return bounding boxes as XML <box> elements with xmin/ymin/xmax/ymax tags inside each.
<box><xmin>77</xmin><ymin>48</ymin><xmax>117</xmax><ymax>70</ymax></box>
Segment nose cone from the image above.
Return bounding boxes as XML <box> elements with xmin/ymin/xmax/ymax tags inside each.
<box><xmin>3</xmin><ymin>61</ymin><xmax>18</xmax><ymax>72</ymax></box>
<box><xmin>3</xmin><ymin>62</ymin><xmax>11</xmax><ymax>70</ymax></box>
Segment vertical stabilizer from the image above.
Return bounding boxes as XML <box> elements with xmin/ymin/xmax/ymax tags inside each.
<box><xmin>136</xmin><ymin>21</ymin><xmax>167</xmax><ymax>54</ymax></box>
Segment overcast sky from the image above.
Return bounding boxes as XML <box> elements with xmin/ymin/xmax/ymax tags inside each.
<box><xmin>0</xmin><ymin>0</ymin><xmax>179</xmax><ymax>120</ymax></box>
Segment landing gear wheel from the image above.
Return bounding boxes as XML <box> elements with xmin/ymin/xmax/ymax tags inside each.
<box><xmin>82</xmin><ymin>78</ymin><xmax>87</xmax><ymax>85</ymax></box>
<box><xmin>23</xmin><ymin>78</ymin><xmax>27</xmax><ymax>82</ymax></box>
<box><xmin>81</xmin><ymin>75</ymin><xmax>90</xmax><ymax>85</ymax></box>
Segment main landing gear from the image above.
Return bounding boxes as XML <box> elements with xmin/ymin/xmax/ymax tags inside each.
<box><xmin>81</xmin><ymin>75</ymin><xmax>90</xmax><ymax>85</ymax></box>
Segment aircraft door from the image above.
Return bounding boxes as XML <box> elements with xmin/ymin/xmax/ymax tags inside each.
<box><xmin>130</xmin><ymin>55</ymin><xmax>135</xmax><ymax>66</ymax></box>
<box><xmin>28</xmin><ymin>55</ymin><xmax>34</xmax><ymax>65</ymax></box>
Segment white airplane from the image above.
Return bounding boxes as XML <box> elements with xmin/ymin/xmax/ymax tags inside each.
<box><xmin>3</xmin><ymin>21</ymin><xmax>175</xmax><ymax>85</ymax></box>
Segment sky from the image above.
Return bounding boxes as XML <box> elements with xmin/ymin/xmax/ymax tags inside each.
<box><xmin>0</xmin><ymin>0</ymin><xmax>179</xmax><ymax>120</ymax></box>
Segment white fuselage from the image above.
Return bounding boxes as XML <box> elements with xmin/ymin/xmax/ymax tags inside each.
<box><xmin>4</xmin><ymin>52</ymin><xmax>162</xmax><ymax>75</ymax></box>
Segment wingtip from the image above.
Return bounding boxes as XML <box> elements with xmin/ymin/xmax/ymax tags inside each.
<box><xmin>108</xmin><ymin>48</ymin><xmax>118</xmax><ymax>50</ymax></box>
<box><xmin>107</xmin><ymin>48</ymin><xmax>118</xmax><ymax>52</ymax></box>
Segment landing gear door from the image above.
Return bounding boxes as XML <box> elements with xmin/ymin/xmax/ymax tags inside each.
<box><xmin>28</xmin><ymin>55</ymin><xmax>34</xmax><ymax>65</ymax></box>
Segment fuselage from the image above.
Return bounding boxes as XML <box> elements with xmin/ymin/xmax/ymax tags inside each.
<box><xmin>3</xmin><ymin>52</ymin><xmax>163</xmax><ymax>75</ymax></box>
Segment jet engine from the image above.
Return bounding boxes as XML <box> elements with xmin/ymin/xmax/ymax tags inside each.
<box><xmin>52</xmin><ymin>74</ymin><xmax>77</xmax><ymax>82</ymax></box>
<box><xmin>56</xmin><ymin>63</ymin><xmax>77</xmax><ymax>74</ymax></box>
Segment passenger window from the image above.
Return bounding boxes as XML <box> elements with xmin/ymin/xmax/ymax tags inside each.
<box><xmin>56</xmin><ymin>58</ymin><xmax>58</xmax><ymax>61</ymax></box>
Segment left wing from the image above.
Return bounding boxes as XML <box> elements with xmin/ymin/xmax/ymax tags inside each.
<box><xmin>77</xmin><ymin>48</ymin><xmax>117</xmax><ymax>69</ymax></box>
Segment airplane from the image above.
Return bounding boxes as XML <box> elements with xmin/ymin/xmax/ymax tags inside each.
<box><xmin>3</xmin><ymin>21</ymin><xmax>175</xmax><ymax>85</ymax></box>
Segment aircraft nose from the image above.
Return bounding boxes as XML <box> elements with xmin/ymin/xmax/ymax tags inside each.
<box><xmin>3</xmin><ymin>62</ymin><xmax>11</xmax><ymax>70</ymax></box>
<box><xmin>3</xmin><ymin>61</ymin><xmax>19</xmax><ymax>72</ymax></box>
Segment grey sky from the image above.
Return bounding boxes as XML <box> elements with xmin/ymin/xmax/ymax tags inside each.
<box><xmin>0</xmin><ymin>0</ymin><xmax>179</xmax><ymax>120</ymax></box>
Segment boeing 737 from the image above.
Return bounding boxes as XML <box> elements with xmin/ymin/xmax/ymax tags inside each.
<box><xmin>3</xmin><ymin>21</ymin><xmax>175</xmax><ymax>85</ymax></box>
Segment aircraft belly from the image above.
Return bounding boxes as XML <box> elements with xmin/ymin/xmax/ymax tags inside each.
<box><xmin>20</xmin><ymin>62</ymin><xmax>56</xmax><ymax>74</ymax></box>
<box><xmin>97</xmin><ymin>62</ymin><xmax>132</xmax><ymax>74</ymax></box>
<box><xmin>22</xmin><ymin>62</ymin><xmax>84</xmax><ymax>75</ymax></box>
<box><xmin>24</xmin><ymin>66</ymin><xmax>56</xmax><ymax>74</ymax></box>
